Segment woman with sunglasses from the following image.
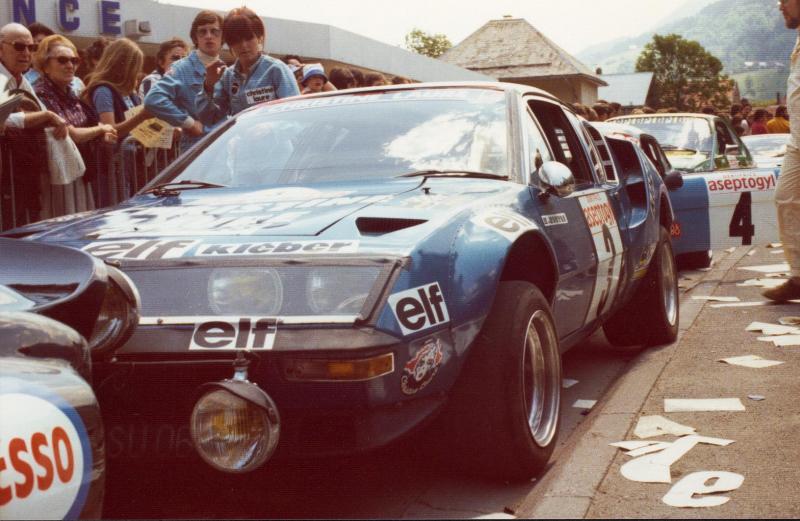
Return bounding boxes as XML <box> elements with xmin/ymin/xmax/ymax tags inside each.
<box><xmin>196</xmin><ymin>7</ymin><xmax>298</xmax><ymax>124</ymax></box>
<box><xmin>138</xmin><ymin>38</ymin><xmax>189</xmax><ymax>99</ymax></box>
<box><xmin>32</xmin><ymin>35</ymin><xmax>118</xmax><ymax>215</ymax></box>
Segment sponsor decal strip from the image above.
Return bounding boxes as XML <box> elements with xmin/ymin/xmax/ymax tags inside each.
<box><xmin>579</xmin><ymin>192</ymin><xmax>624</xmax><ymax>321</ymax></box>
<box><xmin>140</xmin><ymin>315</ymin><xmax>358</xmax><ymax>326</ymax></box>
<box><xmin>542</xmin><ymin>213</ymin><xmax>569</xmax><ymax>226</ymax></box>
<box><xmin>705</xmin><ymin>172</ymin><xmax>776</xmax><ymax>194</ymax></box>
<box><xmin>388</xmin><ymin>282</ymin><xmax>450</xmax><ymax>336</ymax></box>
<box><xmin>83</xmin><ymin>240</ymin><xmax>359</xmax><ymax>261</ymax></box>
<box><xmin>189</xmin><ymin>318</ymin><xmax>277</xmax><ymax>350</ymax></box>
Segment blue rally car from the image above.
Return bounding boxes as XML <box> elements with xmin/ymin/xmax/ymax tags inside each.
<box><xmin>4</xmin><ymin>83</ymin><xmax>678</xmax><ymax>481</ymax></box>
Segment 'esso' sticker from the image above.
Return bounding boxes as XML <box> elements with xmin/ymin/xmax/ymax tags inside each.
<box><xmin>0</xmin><ymin>384</ymin><xmax>91</xmax><ymax>520</ymax></box>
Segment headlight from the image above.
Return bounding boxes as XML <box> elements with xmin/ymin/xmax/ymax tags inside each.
<box><xmin>209</xmin><ymin>268</ymin><xmax>282</xmax><ymax>315</ymax></box>
<box><xmin>306</xmin><ymin>267</ymin><xmax>380</xmax><ymax>314</ymax></box>
<box><xmin>88</xmin><ymin>267</ymin><xmax>139</xmax><ymax>355</ymax></box>
<box><xmin>191</xmin><ymin>385</ymin><xmax>280</xmax><ymax>473</ymax></box>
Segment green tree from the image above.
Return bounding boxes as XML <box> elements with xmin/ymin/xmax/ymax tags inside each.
<box><xmin>404</xmin><ymin>28</ymin><xmax>452</xmax><ymax>58</ymax></box>
<box><xmin>636</xmin><ymin>33</ymin><xmax>731</xmax><ymax>111</ymax></box>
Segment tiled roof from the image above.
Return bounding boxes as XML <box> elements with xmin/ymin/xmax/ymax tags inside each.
<box><xmin>440</xmin><ymin>18</ymin><xmax>606</xmax><ymax>85</ymax></box>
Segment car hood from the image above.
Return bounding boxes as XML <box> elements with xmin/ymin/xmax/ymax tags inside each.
<box><xmin>18</xmin><ymin>182</ymin><xmax>427</xmax><ymax>241</ymax></box>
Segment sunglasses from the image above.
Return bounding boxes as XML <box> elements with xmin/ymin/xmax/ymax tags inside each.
<box><xmin>50</xmin><ymin>56</ymin><xmax>80</xmax><ymax>66</ymax></box>
<box><xmin>197</xmin><ymin>28</ymin><xmax>221</xmax><ymax>37</ymax></box>
<box><xmin>3</xmin><ymin>41</ymin><xmax>37</xmax><ymax>52</ymax></box>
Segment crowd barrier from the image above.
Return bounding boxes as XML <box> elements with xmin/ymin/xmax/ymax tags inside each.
<box><xmin>0</xmin><ymin>134</ymin><xmax>181</xmax><ymax>232</ymax></box>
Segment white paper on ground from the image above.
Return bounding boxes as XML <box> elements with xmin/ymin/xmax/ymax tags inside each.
<box><xmin>779</xmin><ymin>316</ymin><xmax>800</xmax><ymax>326</ymax></box>
<box><xmin>719</xmin><ymin>355</ymin><xmax>785</xmax><ymax>368</ymax></box>
<box><xmin>738</xmin><ymin>263</ymin><xmax>790</xmax><ymax>273</ymax></box>
<box><xmin>625</xmin><ymin>441</ymin><xmax>674</xmax><ymax>458</ymax></box>
<box><xmin>766</xmin><ymin>272</ymin><xmax>791</xmax><ymax>278</ymax></box>
<box><xmin>771</xmin><ymin>250</ymin><xmax>785</xmax><ymax>254</ymax></box>
<box><xmin>767</xmin><ymin>242</ymin><xmax>783</xmax><ymax>248</ymax></box>
<box><xmin>572</xmin><ymin>399</ymin><xmax>596</xmax><ymax>409</ymax></box>
<box><xmin>633</xmin><ymin>415</ymin><xmax>695</xmax><ymax>439</ymax></box>
<box><xmin>725</xmin><ymin>247</ymin><xmax>736</xmax><ymax>253</ymax></box>
<box><xmin>609</xmin><ymin>440</ymin><xmax>658</xmax><ymax>451</ymax></box>
<box><xmin>664</xmin><ymin>398</ymin><xmax>745</xmax><ymax>412</ymax></box>
<box><xmin>710</xmin><ymin>301</ymin><xmax>769</xmax><ymax>308</ymax></box>
<box><xmin>737</xmin><ymin>278</ymin><xmax>786</xmax><ymax>288</ymax></box>
<box><xmin>562</xmin><ymin>378</ymin><xmax>579</xmax><ymax>389</ymax></box>
<box><xmin>746</xmin><ymin>322</ymin><xmax>800</xmax><ymax>335</ymax></box>
<box><xmin>662</xmin><ymin>471</ymin><xmax>744</xmax><ymax>508</ymax></box>
<box><xmin>691</xmin><ymin>295</ymin><xmax>740</xmax><ymax>302</ymax></box>
<box><xmin>473</xmin><ymin>513</ymin><xmax>516</xmax><ymax>519</ymax></box>
<box><xmin>768</xmin><ymin>335</ymin><xmax>800</xmax><ymax>347</ymax></box>
<box><xmin>747</xmin><ymin>250</ymin><xmax>756</xmax><ymax>256</ymax></box>
<box><xmin>620</xmin><ymin>435</ymin><xmax>734</xmax><ymax>484</ymax></box>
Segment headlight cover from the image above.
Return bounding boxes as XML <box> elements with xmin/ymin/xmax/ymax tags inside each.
<box><xmin>190</xmin><ymin>387</ymin><xmax>279</xmax><ymax>473</ymax></box>
<box><xmin>208</xmin><ymin>268</ymin><xmax>283</xmax><ymax>315</ymax></box>
<box><xmin>306</xmin><ymin>267</ymin><xmax>380</xmax><ymax>315</ymax></box>
<box><xmin>88</xmin><ymin>267</ymin><xmax>139</xmax><ymax>355</ymax></box>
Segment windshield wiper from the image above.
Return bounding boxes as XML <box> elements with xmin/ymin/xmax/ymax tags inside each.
<box><xmin>397</xmin><ymin>169</ymin><xmax>509</xmax><ymax>181</ymax></box>
<box><xmin>144</xmin><ymin>180</ymin><xmax>228</xmax><ymax>197</ymax></box>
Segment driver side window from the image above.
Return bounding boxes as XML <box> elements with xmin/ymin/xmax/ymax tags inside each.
<box><xmin>523</xmin><ymin>109</ymin><xmax>554</xmax><ymax>175</ymax></box>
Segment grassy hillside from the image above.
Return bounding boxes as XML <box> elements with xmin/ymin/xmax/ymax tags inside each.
<box><xmin>578</xmin><ymin>0</ymin><xmax>796</xmax><ymax>100</ymax></box>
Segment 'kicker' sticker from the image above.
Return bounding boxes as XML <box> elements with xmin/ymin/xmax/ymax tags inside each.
<box><xmin>401</xmin><ymin>337</ymin><xmax>444</xmax><ymax>395</ymax></box>
<box><xmin>196</xmin><ymin>241</ymin><xmax>358</xmax><ymax>256</ymax></box>
<box><xmin>388</xmin><ymin>283</ymin><xmax>450</xmax><ymax>336</ymax></box>
<box><xmin>189</xmin><ymin>318</ymin><xmax>277</xmax><ymax>350</ymax></box>
<box><xmin>0</xmin><ymin>380</ymin><xmax>92</xmax><ymax>520</ymax></box>
<box><xmin>542</xmin><ymin>213</ymin><xmax>568</xmax><ymax>226</ymax></box>
<box><xmin>579</xmin><ymin>192</ymin><xmax>623</xmax><ymax>321</ymax></box>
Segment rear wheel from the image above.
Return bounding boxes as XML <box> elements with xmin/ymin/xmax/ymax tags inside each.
<box><xmin>604</xmin><ymin>227</ymin><xmax>679</xmax><ymax>347</ymax></box>
<box><xmin>442</xmin><ymin>281</ymin><xmax>561</xmax><ymax>482</ymax></box>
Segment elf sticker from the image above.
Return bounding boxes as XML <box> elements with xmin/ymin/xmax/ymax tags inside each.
<box><xmin>388</xmin><ymin>283</ymin><xmax>450</xmax><ymax>336</ymax></box>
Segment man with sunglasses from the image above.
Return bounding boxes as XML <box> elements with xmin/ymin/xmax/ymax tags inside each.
<box><xmin>765</xmin><ymin>0</ymin><xmax>800</xmax><ymax>301</ymax></box>
<box><xmin>144</xmin><ymin>11</ymin><xmax>226</xmax><ymax>150</ymax></box>
<box><xmin>0</xmin><ymin>23</ymin><xmax>67</xmax><ymax>138</ymax></box>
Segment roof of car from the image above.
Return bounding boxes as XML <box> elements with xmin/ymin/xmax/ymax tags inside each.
<box><xmin>609</xmin><ymin>113</ymin><xmax>716</xmax><ymax>122</ymax></box>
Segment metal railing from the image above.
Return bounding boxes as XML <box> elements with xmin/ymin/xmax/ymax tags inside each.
<box><xmin>0</xmin><ymin>134</ymin><xmax>181</xmax><ymax>232</ymax></box>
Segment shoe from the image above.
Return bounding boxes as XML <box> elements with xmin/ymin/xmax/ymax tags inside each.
<box><xmin>763</xmin><ymin>278</ymin><xmax>800</xmax><ymax>302</ymax></box>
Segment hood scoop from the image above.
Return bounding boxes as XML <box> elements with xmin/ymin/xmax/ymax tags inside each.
<box><xmin>356</xmin><ymin>217</ymin><xmax>427</xmax><ymax>236</ymax></box>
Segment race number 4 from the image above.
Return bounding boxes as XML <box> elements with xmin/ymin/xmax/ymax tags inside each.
<box><xmin>729</xmin><ymin>192</ymin><xmax>755</xmax><ymax>245</ymax></box>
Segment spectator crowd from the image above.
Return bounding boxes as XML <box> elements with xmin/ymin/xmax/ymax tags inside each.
<box><xmin>0</xmin><ymin>7</ymin><xmax>791</xmax><ymax>230</ymax></box>
<box><xmin>0</xmin><ymin>8</ymin><xmax>412</xmax><ymax>228</ymax></box>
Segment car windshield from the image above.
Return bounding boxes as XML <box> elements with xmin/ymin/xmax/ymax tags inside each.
<box><xmin>614</xmin><ymin>116</ymin><xmax>714</xmax><ymax>172</ymax></box>
<box><xmin>169</xmin><ymin>88</ymin><xmax>509</xmax><ymax>187</ymax></box>
<box><xmin>743</xmin><ymin>135</ymin><xmax>789</xmax><ymax>156</ymax></box>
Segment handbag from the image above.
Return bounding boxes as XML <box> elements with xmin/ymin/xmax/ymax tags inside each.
<box><xmin>45</xmin><ymin>128</ymin><xmax>86</xmax><ymax>185</ymax></box>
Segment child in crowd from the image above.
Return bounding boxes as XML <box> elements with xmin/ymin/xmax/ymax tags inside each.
<box><xmin>301</xmin><ymin>63</ymin><xmax>327</xmax><ymax>94</ymax></box>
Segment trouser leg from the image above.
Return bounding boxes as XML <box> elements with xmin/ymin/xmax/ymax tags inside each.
<box><xmin>776</xmin><ymin>144</ymin><xmax>800</xmax><ymax>278</ymax></box>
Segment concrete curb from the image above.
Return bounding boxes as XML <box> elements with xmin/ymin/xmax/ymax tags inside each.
<box><xmin>513</xmin><ymin>247</ymin><xmax>752</xmax><ymax>519</ymax></box>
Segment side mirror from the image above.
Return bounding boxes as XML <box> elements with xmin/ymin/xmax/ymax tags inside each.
<box><xmin>536</xmin><ymin>161</ymin><xmax>575</xmax><ymax>198</ymax></box>
<box><xmin>724</xmin><ymin>144</ymin><xmax>740</xmax><ymax>156</ymax></box>
<box><xmin>664</xmin><ymin>170</ymin><xmax>684</xmax><ymax>191</ymax></box>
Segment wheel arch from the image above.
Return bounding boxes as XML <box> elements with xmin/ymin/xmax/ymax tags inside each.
<box><xmin>500</xmin><ymin>231</ymin><xmax>558</xmax><ymax>304</ymax></box>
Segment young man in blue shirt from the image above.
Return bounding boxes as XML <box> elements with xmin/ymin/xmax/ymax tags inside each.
<box><xmin>144</xmin><ymin>10</ymin><xmax>225</xmax><ymax>150</ymax></box>
<box><xmin>197</xmin><ymin>7</ymin><xmax>299</xmax><ymax>123</ymax></box>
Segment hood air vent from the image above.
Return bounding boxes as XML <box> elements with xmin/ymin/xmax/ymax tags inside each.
<box><xmin>356</xmin><ymin>217</ymin><xmax>427</xmax><ymax>236</ymax></box>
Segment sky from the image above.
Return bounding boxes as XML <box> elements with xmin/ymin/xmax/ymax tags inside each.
<box><xmin>160</xmin><ymin>0</ymin><xmax>684</xmax><ymax>55</ymax></box>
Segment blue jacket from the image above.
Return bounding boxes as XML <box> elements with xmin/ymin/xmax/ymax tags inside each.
<box><xmin>144</xmin><ymin>51</ymin><xmax>222</xmax><ymax>150</ymax></box>
<box><xmin>196</xmin><ymin>54</ymin><xmax>299</xmax><ymax>123</ymax></box>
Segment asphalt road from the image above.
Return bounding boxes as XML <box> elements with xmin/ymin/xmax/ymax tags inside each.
<box><xmin>104</xmin><ymin>330</ymin><xmax>637</xmax><ymax>519</ymax></box>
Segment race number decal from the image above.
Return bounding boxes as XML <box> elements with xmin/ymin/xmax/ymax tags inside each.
<box><xmin>579</xmin><ymin>192</ymin><xmax>623</xmax><ymax>321</ymax></box>
<box><xmin>0</xmin><ymin>381</ymin><xmax>92</xmax><ymax>520</ymax></box>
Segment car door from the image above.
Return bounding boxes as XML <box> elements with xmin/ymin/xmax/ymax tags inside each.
<box><xmin>524</xmin><ymin>98</ymin><xmax>624</xmax><ymax>337</ymax></box>
<box><xmin>704</xmin><ymin>117</ymin><xmax>779</xmax><ymax>248</ymax></box>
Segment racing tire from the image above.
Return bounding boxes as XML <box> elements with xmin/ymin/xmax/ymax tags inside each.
<box><xmin>603</xmin><ymin>227</ymin><xmax>679</xmax><ymax>347</ymax></box>
<box><xmin>441</xmin><ymin>281</ymin><xmax>561</xmax><ymax>482</ymax></box>
<box><xmin>677</xmin><ymin>249</ymin><xmax>713</xmax><ymax>270</ymax></box>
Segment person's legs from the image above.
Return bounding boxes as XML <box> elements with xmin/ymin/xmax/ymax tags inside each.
<box><xmin>764</xmin><ymin>143</ymin><xmax>800</xmax><ymax>300</ymax></box>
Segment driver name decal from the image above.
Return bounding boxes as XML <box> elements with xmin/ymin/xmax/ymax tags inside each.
<box><xmin>189</xmin><ymin>318</ymin><xmax>277</xmax><ymax>350</ymax></box>
<box><xmin>388</xmin><ymin>283</ymin><xmax>450</xmax><ymax>336</ymax></box>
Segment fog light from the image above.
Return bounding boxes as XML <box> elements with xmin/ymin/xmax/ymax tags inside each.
<box><xmin>190</xmin><ymin>382</ymin><xmax>280</xmax><ymax>473</ymax></box>
<box><xmin>283</xmin><ymin>353</ymin><xmax>394</xmax><ymax>381</ymax></box>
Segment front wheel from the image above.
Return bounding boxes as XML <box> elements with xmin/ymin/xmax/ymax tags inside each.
<box><xmin>604</xmin><ymin>226</ymin><xmax>679</xmax><ymax>347</ymax></box>
<box><xmin>442</xmin><ymin>281</ymin><xmax>561</xmax><ymax>482</ymax></box>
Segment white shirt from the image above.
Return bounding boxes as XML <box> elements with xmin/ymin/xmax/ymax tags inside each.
<box><xmin>788</xmin><ymin>33</ymin><xmax>800</xmax><ymax>147</ymax></box>
<box><xmin>0</xmin><ymin>59</ymin><xmax>42</xmax><ymax>129</ymax></box>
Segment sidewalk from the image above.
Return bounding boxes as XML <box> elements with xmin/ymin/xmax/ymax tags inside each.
<box><xmin>517</xmin><ymin>244</ymin><xmax>800</xmax><ymax>518</ymax></box>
